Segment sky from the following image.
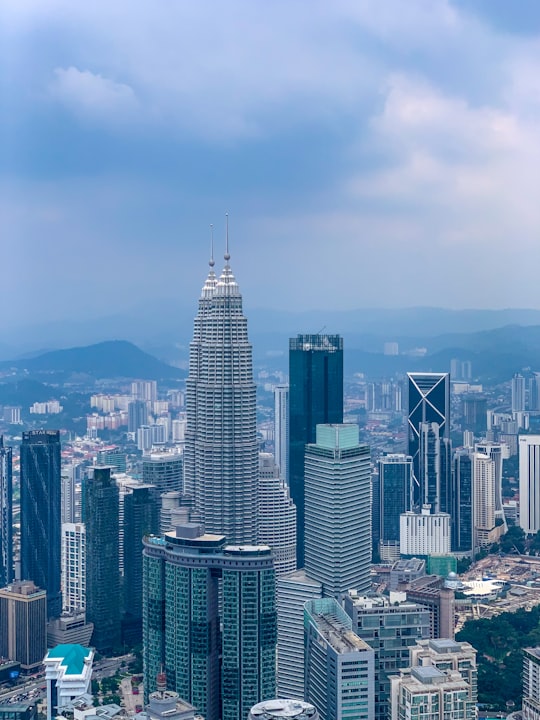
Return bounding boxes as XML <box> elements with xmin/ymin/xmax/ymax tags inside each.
<box><xmin>2</xmin><ymin>0</ymin><xmax>540</xmax><ymax>326</ymax></box>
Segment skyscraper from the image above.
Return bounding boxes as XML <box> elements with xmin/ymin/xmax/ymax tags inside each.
<box><xmin>289</xmin><ymin>334</ymin><xmax>343</xmax><ymax>566</ymax></box>
<box><xmin>519</xmin><ymin>435</ymin><xmax>540</xmax><ymax>535</ymax></box>
<box><xmin>0</xmin><ymin>581</ymin><xmax>47</xmax><ymax>671</ymax></box>
<box><xmin>258</xmin><ymin>453</ymin><xmax>296</xmax><ymax>578</ymax></box>
<box><xmin>0</xmin><ymin>437</ymin><xmax>13</xmax><ymax>588</ymax></box>
<box><xmin>378</xmin><ymin>454</ymin><xmax>413</xmax><ymax>561</ymax></box>
<box><xmin>452</xmin><ymin>450</ymin><xmax>473</xmax><ymax>553</ymax></box>
<box><xmin>143</xmin><ymin>522</ymin><xmax>276</xmax><ymax>720</ymax></box>
<box><xmin>274</xmin><ymin>384</ymin><xmax>289</xmax><ymax>484</ymax></box>
<box><xmin>61</xmin><ymin>522</ymin><xmax>86</xmax><ymax>613</ymax></box>
<box><xmin>473</xmin><ymin>452</ymin><xmax>497</xmax><ymax>547</ymax></box>
<box><xmin>142</xmin><ymin>451</ymin><xmax>183</xmax><ymax>494</ymax></box>
<box><xmin>407</xmin><ymin>373</ymin><xmax>450</xmax><ymax>503</ymax></box>
<box><xmin>83</xmin><ymin>466</ymin><xmax>121</xmax><ymax>654</ymax></box>
<box><xmin>184</xmin><ymin>245</ymin><xmax>259</xmax><ymax>544</ymax></box>
<box><xmin>128</xmin><ymin>399</ymin><xmax>149</xmax><ymax>434</ymax></box>
<box><xmin>512</xmin><ymin>373</ymin><xmax>526</xmax><ymax>413</ymax></box>
<box><xmin>304</xmin><ymin>424</ymin><xmax>371</xmax><ymax>596</ymax></box>
<box><xmin>20</xmin><ymin>430</ymin><xmax>62</xmax><ymax>619</ymax></box>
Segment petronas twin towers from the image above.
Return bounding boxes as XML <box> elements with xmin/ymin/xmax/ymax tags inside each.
<box><xmin>184</xmin><ymin>240</ymin><xmax>259</xmax><ymax>544</ymax></box>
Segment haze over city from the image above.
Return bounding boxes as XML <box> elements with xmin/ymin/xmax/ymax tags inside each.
<box><xmin>3</xmin><ymin>0</ymin><xmax>540</xmax><ymax>331</ymax></box>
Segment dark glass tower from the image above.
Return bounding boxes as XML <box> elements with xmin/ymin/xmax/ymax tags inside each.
<box><xmin>122</xmin><ymin>483</ymin><xmax>159</xmax><ymax>646</ymax></box>
<box><xmin>20</xmin><ymin>430</ymin><xmax>62</xmax><ymax>619</ymax></box>
<box><xmin>0</xmin><ymin>437</ymin><xmax>13</xmax><ymax>588</ymax></box>
<box><xmin>289</xmin><ymin>334</ymin><xmax>343</xmax><ymax>566</ymax></box>
<box><xmin>378</xmin><ymin>454</ymin><xmax>413</xmax><ymax>550</ymax></box>
<box><xmin>453</xmin><ymin>450</ymin><xmax>473</xmax><ymax>552</ymax></box>
<box><xmin>83</xmin><ymin>466</ymin><xmax>121</xmax><ymax>654</ymax></box>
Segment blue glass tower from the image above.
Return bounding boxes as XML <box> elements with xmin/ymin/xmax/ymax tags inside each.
<box><xmin>20</xmin><ymin>430</ymin><xmax>62</xmax><ymax>619</ymax></box>
<box><xmin>0</xmin><ymin>437</ymin><xmax>13</xmax><ymax>588</ymax></box>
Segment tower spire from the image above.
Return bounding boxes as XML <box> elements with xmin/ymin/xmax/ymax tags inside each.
<box><xmin>225</xmin><ymin>213</ymin><xmax>230</xmax><ymax>263</ymax></box>
<box><xmin>209</xmin><ymin>224</ymin><xmax>215</xmax><ymax>268</ymax></box>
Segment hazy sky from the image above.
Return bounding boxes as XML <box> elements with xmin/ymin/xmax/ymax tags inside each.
<box><xmin>2</xmin><ymin>0</ymin><xmax>540</xmax><ymax>324</ymax></box>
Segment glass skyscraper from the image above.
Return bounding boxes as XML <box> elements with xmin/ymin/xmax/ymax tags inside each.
<box><xmin>184</xmin><ymin>250</ymin><xmax>259</xmax><ymax>544</ymax></box>
<box><xmin>0</xmin><ymin>437</ymin><xmax>13</xmax><ymax>588</ymax></box>
<box><xmin>83</xmin><ymin>466</ymin><xmax>121</xmax><ymax>654</ymax></box>
<box><xmin>378</xmin><ymin>454</ymin><xmax>413</xmax><ymax>559</ymax></box>
<box><xmin>20</xmin><ymin>430</ymin><xmax>62</xmax><ymax>619</ymax></box>
<box><xmin>143</xmin><ymin>523</ymin><xmax>276</xmax><ymax>720</ymax></box>
<box><xmin>289</xmin><ymin>334</ymin><xmax>343</xmax><ymax>566</ymax></box>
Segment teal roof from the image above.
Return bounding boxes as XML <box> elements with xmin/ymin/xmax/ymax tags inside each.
<box><xmin>47</xmin><ymin>644</ymin><xmax>91</xmax><ymax>674</ymax></box>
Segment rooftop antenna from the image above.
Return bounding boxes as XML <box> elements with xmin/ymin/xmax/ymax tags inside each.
<box><xmin>209</xmin><ymin>224</ymin><xmax>215</xmax><ymax>267</ymax></box>
<box><xmin>225</xmin><ymin>212</ymin><xmax>230</xmax><ymax>263</ymax></box>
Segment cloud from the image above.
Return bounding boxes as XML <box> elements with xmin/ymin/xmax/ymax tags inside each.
<box><xmin>50</xmin><ymin>67</ymin><xmax>139</xmax><ymax>122</ymax></box>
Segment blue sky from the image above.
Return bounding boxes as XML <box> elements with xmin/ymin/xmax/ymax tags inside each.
<box><xmin>2</xmin><ymin>0</ymin><xmax>540</xmax><ymax>326</ymax></box>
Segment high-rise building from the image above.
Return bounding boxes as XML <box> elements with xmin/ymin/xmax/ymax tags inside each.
<box><xmin>305</xmin><ymin>424</ymin><xmax>371</xmax><ymax>596</ymax></box>
<box><xmin>289</xmin><ymin>334</ymin><xmax>343</xmax><ymax>566</ymax></box>
<box><xmin>523</xmin><ymin>647</ymin><xmax>540</xmax><ymax>720</ymax></box>
<box><xmin>407</xmin><ymin>373</ymin><xmax>450</xmax><ymax>503</ymax></box>
<box><xmin>344</xmin><ymin>592</ymin><xmax>432</xmax><ymax>720</ymax></box>
<box><xmin>472</xmin><ymin>452</ymin><xmax>498</xmax><ymax>547</ymax></box>
<box><xmin>44</xmin><ymin>644</ymin><xmax>93</xmax><ymax>720</ymax></box>
<box><xmin>390</xmin><ymin>666</ymin><xmax>476</xmax><ymax>720</ymax></box>
<box><xmin>399</xmin><ymin>507</ymin><xmax>451</xmax><ymax>556</ymax></box>
<box><xmin>408</xmin><ymin>639</ymin><xmax>477</xmax><ymax>701</ymax></box>
<box><xmin>461</xmin><ymin>396</ymin><xmax>487</xmax><ymax>434</ymax></box>
<box><xmin>96</xmin><ymin>448</ymin><xmax>127</xmax><ymax>473</ymax></box>
<box><xmin>122</xmin><ymin>483</ymin><xmax>159</xmax><ymax>645</ymax></box>
<box><xmin>128</xmin><ymin>399</ymin><xmax>149</xmax><ymax>434</ymax></box>
<box><xmin>20</xmin><ymin>429</ymin><xmax>62</xmax><ymax>619</ymax></box>
<box><xmin>476</xmin><ymin>441</ymin><xmax>506</xmax><ymax>528</ymax></box>
<box><xmin>304</xmin><ymin>597</ymin><xmax>375</xmax><ymax>720</ymax></box>
<box><xmin>378</xmin><ymin>454</ymin><xmax>413</xmax><ymax>561</ymax></box>
<box><xmin>83</xmin><ymin>466</ymin><xmax>121</xmax><ymax>654</ymax></box>
<box><xmin>452</xmin><ymin>450</ymin><xmax>473</xmax><ymax>553</ymax></box>
<box><xmin>274</xmin><ymin>385</ymin><xmax>289</xmax><ymax>485</ymax></box>
<box><xmin>143</xmin><ymin>522</ymin><xmax>277</xmax><ymax>720</ymax></box>
<box><xmin>276</xmin><ymin>569</ymin><xmax>322</xmax><ymax>700</ymax></box>
<box><xmin>0</xmin><ymin>437</ymin><xmax>13</xmax><ymax>587</ymax></box>
<box><xmin>512</xmin><ymin>373</ymin><xmax>526</xmax><ymax>413</ymax></box>
<box><xmin>142</xmin><ymin>451</ymin><xmax>183</xmax><ymax>494</ymax></box>
<box><xmin>520</xmin><ymin>436</ymin><xmax>540</xmax><ymax>534</ymax></box>
<box><xmin>61</xmin><ymin>465</ymin><xmax>77</xmax><ymax>525</ymax></box>
<box><xmin>132</xmin><ymin>380</ymin><xmax>158</xmax><ymax>402</ymax></box>
<box><xmin>184</xmin><ymin>249</ymin><xmax>259</xmax><ymax>544</ymax></box>
<box><xmin>258</xmin><ymin>453</ymin><xmax>296</xmax><ymax>578</ymax></box>
<box><xmin>61</xmin><ymin>522</ymin><xmax>86</xmax><ymax>613</ymax></box>
<box><xmin>0</xmin><ymin>581</ymin><xmax>47</xmax><ymax>671</ymax></box>
<box><xmin>403</xmin><ymin>576</ymin><xmax>455</xmax><ymax>640</ymax></box>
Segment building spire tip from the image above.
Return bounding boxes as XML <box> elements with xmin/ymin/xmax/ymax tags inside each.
<box><xmin>224</xmin><ymin>213</ymin><xmax>230</xmax><ymax>262</ymax></box>
<box><xmin>209</xmin><ymin>224</ymin><xmax>215</xmax><ymax>268</ymax></box>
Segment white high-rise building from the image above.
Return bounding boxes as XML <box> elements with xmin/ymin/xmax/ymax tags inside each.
<box><xmin>274</xmin><ymin>385</ymin><xmax>289</xmax><ymax>485</ymax></box>
<box><xmin>61</xmin><ymin>522</ymin><xmax>86</xmax><ymax>613</ymax></box>
<box><xmin>258</xmin><ymin>453</ymin><xmax>296</xmax><ymax>578</ymax></box>
<box><xmin>400</xmin><ymin>507</ymin><xmax>451</xmax><ymax>556</ymax></box>
<box><xmin>276</xmin><ymin>569</ymin><xmax>322</xmax><ymax>700</ymax></box>
<box><xmin>305</xmin><ymin>424</ymin><xmax>371</xmax><ymax>596</ymax></box>
<box><xmin>512</xmin><ymin>373</ymin><xmax>526</xmax><ymax>413</ymax></box>
<box><xmin>184</xmin><ymin>245</ymin><xmax>259</xmax><ymax>544</ymax></box>
<box><xmin>520</xmin><ymin>436</ymin><xmax>540</xmax><ymax>534</ymax></box>
<box><xmin>473</xmin><ymin>452</ymin><xmax>497</xmax><ymax>547</ymax></box>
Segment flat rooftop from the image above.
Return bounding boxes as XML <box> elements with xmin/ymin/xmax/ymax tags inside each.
<box><xmin>314</xmin><ymin>613</ymin><xmax>371</xmax><ymax>655</ymax></box>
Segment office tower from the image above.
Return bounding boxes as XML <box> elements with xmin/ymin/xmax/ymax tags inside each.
<box><xmin>407</xmin><ymin>373</ymin><xmax>450</xmax><ymax>500</ymax></box>
<box><xmin>461</xmin><ymin>396</ymin><xmax>487</xmax><ymax>434</ymax></box>
<box><xmin>274</xmin><ymin>384</ymin><xmax>289</xmax><ymax>484</ymax></box>
<box><xmin>344</xmin><ymin>592</ymin><xmax>432</xmax><ymax>720</ymax></box>
<box><xmin>417</xmin><ymin>423</ymin><xmax>452</xmax><ymax>515</ymax></box>
<box><xmin>472</xmin><ymin>452</ymin><xmax>498</xmax><ymax>547</ymax></box>
<box><xmin>61</xmin><ymin>522</ymin><xmax>86</xmax><ymax>613</ymax></box>
<box><xmin>520</xmin><ymin>436</ymin><xmax>540</xmax><ymax>534</ymax></box>
<box><xmin>122</xmin><ymin>483</ymin><xmax>159</xmax><ymax>645</ymax></box>
<box><xmin>0</xmin><ymin>581</ymin><xmax>47</xmax><ymax>671</ymax></box>
<box><xmin>46</xmin><ymin>612</ymin><xmax>94</xmax><ymax>648</ymax></box>
<box><xmin>512</xmin><ymin>373</ymin><xmax>526</xmax><ymax>413</ymax></box>
<box><xmin>132</xmin><ymin>380</ymin><xmax>158</xmax><ymax>402</ymax></box>
<box><xmin>96</xmin><ymin>448</ymin><xmax>127</xmax><ymax>473</ymax></box>
<box><xmin>371</xmin><ymin>471</ymin><xmax>381</xmax><ymax>557</ymax></box>
<box><xmin>44</xmin><ymin>644</ymin><xmax>93</xmax><ymax>720</ymax></box>
<box><xmin>404</xmin><ymin>576</ymin><xmax>455</xmax><ymax>640</ymax></box>
<box><xmin>61</xmin><ymin>465</ymin><xmax>76</xmax><ymax>524</ymax></box>
<box><xmin>523</xmin><ymin>648</ymin><xmax>540</xmax><ymax>720</ymax></box>
<box><xmin>408</xmin><ymin>639</ymin><xmax>477</xmax><ymax>700</ymax></box>
<box><xmin>258</xmin><ymin>453</ymin><xmax>296</xmax><ymax>578</ymax></box>
<box><xmin>400</xmin><ymin>507</ymin><xmax>451</xmax><ymax>556</ymax></box>
<box><xmin>249</xmin><ymin>701</ymin><xmax>319</xmax><ymax>720</ymax></box>
<box><xmin>184</xmin><ymin>249</ymin><xmax>259</xmax><ymax>545</ymax></box>
<box><xmin>378</xmin><ymin>454</ymin><xmax>413</xmax><ymax>561</ymax></box>
<box><xmin>304</xmin><ymin>597</ymin><xmax>375</xmax><ymax>720</ymax></box>
<box><xmin>83</xmin><ymin>466</ymin><xmax>121</xmax><ymax>654</ymax></box>
<box><xmin>143</xmin><ymin>523</ymin><xmax>276</xmax><ymax>720</ymax></box>
<box><xmin>529</xmin><ymin>374</ymin><xmax>540</xmax><ymax>412</ymax></box>
<box><xmin>476</xmin><ymin>441</ymin><xmax>506</xmax><ymax>528</ymax></box>
<box><xmin>305</xmin><ymin>424</ymin><xmax>371</xmax><ymax>596</ymax></box>
<box><xmin>0</xmin><ymin>437</ymin><xmax>13</xmax><ymax>587</ymax></box>
<box><xmin>390</xmin><ymin>666</ymin><xmax>476</xmax><ymax>720</ymax></box>
<box><xmin>452</xmin><ymin>450</ymin><xmax>473</xmax><ymax>553</ymax></box>
<box><xmin>276</xmin><ymin>569</ymin><xmax>322</xmax><ymax>699</ymax></box>
<box><xmin>20</xmin><ymin>429</ymin><xmax>62</xmax><ymax>619</ymax></box>
<box><xmin>142</xmin><ymin>451</ymin><xmax>183</xmax><ymax>494</ymax></box>
<box><xmin>289</xmin><ymin>334</ymin><xmax>343</xmax><ymax>566</ymax></box>
<box><xmin>129</xmin><ymin>399</ymin><xmax>149</xmax><ymax>433</ymax></box>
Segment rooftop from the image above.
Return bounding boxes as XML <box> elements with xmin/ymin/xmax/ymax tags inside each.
<box><xmin>314</xmin><ymin>613</ymin><xmax>371</xmax><ymax>654</ymax></box>
<box><xmin>46</xmin><ymin>644</ymin><xmax>92</xmax><ymax>675</ymax></box>
<box><xmin>250</xmin><ymin>699</ymin><xmax>318</xmax><ymax>719</ymax></box>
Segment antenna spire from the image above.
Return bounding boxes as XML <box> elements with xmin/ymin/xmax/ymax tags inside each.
<box><xmin>224</xmin><ymin>213</ymin><xmax>230</xmax><ymax>263</ymax></box>
<box><xmin>209</xmin><ymin>224</ymin><xmax>215</xmax><ymax>267</ymax></box>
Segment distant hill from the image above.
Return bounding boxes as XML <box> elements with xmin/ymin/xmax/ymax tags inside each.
<box><xmin>0</xmin><ymin>340</ymin><xmax>184</xmax><ymax>381</ymax></box>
